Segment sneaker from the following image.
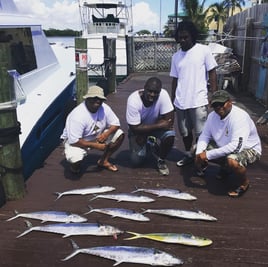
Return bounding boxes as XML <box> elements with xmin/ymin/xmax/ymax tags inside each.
<box><xmin>176</xmin><ymin>155</ymin><xmax>194</xmax><ymax>167</ymax></box>
<box><xmin>157</xmin><ymin>159</ymin><xmax>169</xmax><ymax>176</ymax></box>
<box><xmin>196</xmin><ymin>165</ymin><xmax>208</xmax><ymax>177</ymax></box>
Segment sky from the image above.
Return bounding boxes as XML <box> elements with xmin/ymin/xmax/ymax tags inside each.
<box><xmin>13</xmin><ymin>0</ymin><xmax>252</xmax><ymax>33</ymax></box>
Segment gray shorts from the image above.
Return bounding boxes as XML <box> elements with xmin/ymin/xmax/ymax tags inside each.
<box><xmin>175</xmin><ymin>106</ymin><xmax>208</xmax><ymax>137</ymax></box>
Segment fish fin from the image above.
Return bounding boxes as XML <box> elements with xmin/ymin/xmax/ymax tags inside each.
<box><xmin>24</xmin><ymin>219</ymin><xmax>33</xmax><ymax>228</ymax></box>
<box><xmin>140</xmin><ymin>208</ymin><xmax>147</xmax><ymax>214</ymax></box>
<box><xmin>62</xmin><ymin>234</ymin><xmax>70</xmax><ymax>238</ymax></box>
<box><xmin>54</xmin><ymin>192</ymin><xmax>62</xmax><ymax>201</ymax></box>
<box><xmin>124</xmin><ymin>231</ymin><xmax>141</xmax><ymax>240</ymax></box>
<box><xmin>113</xmin><ymin>261</ymin><xmax>123</xmax><ymax>266</ymax></box>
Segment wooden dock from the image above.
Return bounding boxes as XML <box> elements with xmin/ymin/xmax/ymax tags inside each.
<box><xmin>0</xmin><ymin>72</ymin><xmax>267</xmax><ymax>267</ymax></box>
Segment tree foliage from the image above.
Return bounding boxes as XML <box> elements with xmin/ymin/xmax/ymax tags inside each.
<box><xmin>44</xmin><ymin>28</ymin><xmax>81</xmax><ymax>37</ymax></box>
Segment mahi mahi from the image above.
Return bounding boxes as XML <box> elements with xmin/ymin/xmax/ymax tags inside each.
<box><xmin>17</xmin><ymin>222</ymin><xmax>123</xmax><ymax>238</ymax></box>
<box><xmin>62</xmin><ymin>239</ymin><xmax>183</xmax><ymax>266</ymax></box>
<box><xmin>143</xmin><ymin>208</ymin><xmax>217</xmax><ymax>221</ymax></box>
<box><xmin>132</xmin><ymin>187</ymin><xmax>197</xmax><ymax>201</ymax></box>
<box><xmin>125</xmin><ymin>231</ymin><xmax>213</xmax><ymax>247</ymax></box>
<box><xmin>6</xmin><ymin>210</ymin><xmax>87</xmax><ymax>223</ymax></box>
<box><xmin>90</xmin><ymin>193</ymin><xmax>155</xmax><ymax>203</ymax></box>
<box><xmin>84</xmin><ymin>206</ymin><xmax>150</xmax><ymax>221</ymax></box>
<box><xmin>54</xmin><ymin>185</ymin><xmax>115</xmax><ymax>200</ymax></box>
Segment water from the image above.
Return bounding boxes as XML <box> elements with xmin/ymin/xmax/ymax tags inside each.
<box><xmin>47</xmin><ymin>36</ymin><xmax>75</xmax><ymax>47</ymax></box>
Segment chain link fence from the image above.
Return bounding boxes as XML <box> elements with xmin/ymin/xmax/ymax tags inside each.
<box><xmin>131</xmin><ymin>38</ymin><xmax>178</xmax><ymax>72</ymax></box>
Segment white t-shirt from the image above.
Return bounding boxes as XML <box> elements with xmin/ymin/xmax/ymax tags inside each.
<box><xmin>61</xmin><ymin>101</ymin><xmax>120</xmax><ymax>144</ymax></box>
<box><xmin>196</xmin><ymin>105</ymin><xmax>262</xmax><ymax>160</ymax></box>
<box><xmin>126</xmin><ymin>89</ymin><xmax>174</xmax><ymax>125</ymax></box>
<box><xmin>170</xmin><ymin>43</ymin><xmax>218</xmax><ymax>109</ymax></box>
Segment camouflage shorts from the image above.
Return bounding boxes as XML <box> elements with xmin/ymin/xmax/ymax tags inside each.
<box><xmin>227</xmin><ymin>149</ymin><xmax>261</xmax><ymax>167</ymax></box>
<box><xmin>207</xmin><ymin>141</ymin><xmax>260</xmax><ymax>167</ymax></box>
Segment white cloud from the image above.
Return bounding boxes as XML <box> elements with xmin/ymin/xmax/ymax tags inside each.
<box><xmin>13</xmin><ymin>0</ymin><xmax>160</xmax><ymax>32</ymax></box>
<box><xmin>14</xmin><ymin>0</ymin><xmax>81</xmax><ymax>30</ymax></box>
<box><xmin>132</xmin><ymin>2</ymin><xmax>159</xmax><ymax>32</ymax></box>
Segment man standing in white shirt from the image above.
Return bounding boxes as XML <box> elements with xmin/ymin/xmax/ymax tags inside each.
<box><xmin>126</xmin><ymin>77</ymin><xmax>175</xmax><ymax>175</ymax></box>
<box><xmin>195</xmin><ymin>90</ymin><xmax>262</xmax><ymax>197</ymax></box>
<box><xmin>170</xmin><ymin>20</ymin><xmax>218</xmax><ymax>167</ymax></box>
<box><xmin>61</xmin><ymin>85</ymin><xmax>124</xmax><ymax>174</ymax></box>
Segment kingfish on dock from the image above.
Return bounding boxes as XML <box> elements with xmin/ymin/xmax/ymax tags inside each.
<box><xmin>6</xmin><ymin>210</ymin><xmax>87</xmax><ymax>223</ymax></box>
<box><xmin>54</xmin><ymin>185</ymin><xmax>116</xmax><ymax>200</ymax></box>
<box><xmin>62</xmin><ymin>239</ymin><xmax>184</xmax><ymax>266</ymax></box>
<box><xmin>143</xmin><ymin>208</ymin><xmax>217</xmax><ymax>221</ymax></box>
<box><xmin>84</xmin><ymin>206</ymin><xmax>150</xmax><ymax>221</ymax></box>
<box><xmin>90</xmin><ymin>193</ymin><xmax>155</xmax><ymax>203</ymax></box>
<box><xmin>125</xmin><ymin>231</ymin><xmax>213</xmax><ymax>247</ymax></box>
<box><xmin>132</xmin><ymin>187</ymin><xmax>197</xmax><ymax>201</ymax></box>
<box><xmin>17</xmin><ymin>222</ymin><xmax>123</xmax><ymax>238</ymax></box>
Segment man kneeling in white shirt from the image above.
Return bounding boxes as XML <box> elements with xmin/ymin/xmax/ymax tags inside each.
<box><xmin>195</xmin><ymin>90</ymin><xmax>261</xmax><ymax>197</ymax></box>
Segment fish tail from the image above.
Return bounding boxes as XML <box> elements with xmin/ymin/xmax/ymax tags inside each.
<box><xmin>89</xmin><ymin>194</ymin><xmax>98</xmax><ymax>201</ymax></box>
<box><xmin>16</xmin><ymin>228</ymin><xmax>33</xmax><ymax>238</ymax></box>
<box><xmin>16</xmin><ymin>220</ymin><xmax>34</xmax><ymax>238</ymax></box>
<box><xmin>61</xmin><ymin>239</ymin><xmax>80</xmax><ymax>261</ymax></box>
<box><xmin>130</xmin><ymin>185</ymin><xmax>140</xmax><ymax>194</ymax></box>
<box><xmin>6</xmin><ymin>210</ymin><xmax>19</xmax><ymax>221</ymax></box>
<box><xmin>83</xmin><ymin>205</ymin><xmax>94</xmax><ymax>215</ymax></box>
<box><xmin>6</xmin><ymin>215</ymin><xmax>18</xmax><ymax>221</ymax></box>
<box><xmin>54</xmin><ymin>192</ymin><xmax>62</xmax><ymax>201</ymax></box>
<box><xmin>124</xmin><ymin>231</ymin><xmax>143</xmax><ymax>240</ymax></box>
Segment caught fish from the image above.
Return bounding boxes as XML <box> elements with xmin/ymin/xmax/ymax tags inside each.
<box><xmin>6</xmin><ymin>210</ymin><xmax>87</xmax><ymax>223</ymax></box>
<box><xmin>125</xmin><ymin>231</ymin><xmax>213</xmax><ymax>247</ymax></box>
<box><xmin>143</xmin><ymin>208</ymin><xmax>217</xmax><ymax>221</ymax></box>
<box><xmin>84</xmin><ymin>206</ymin><xmax>150</xmax><ymax>222</ymax></box>
<box><xmin>62</xmin><ymin>239</ymin><xmax>183</xmax><ymax>266</ymax></box>
<box><xmin>17</xmin><ymin>222</ymin><xmax>123</xmax><ymax>238</ymax></box>
<box><xmin>90</xmin><ymin>193</ymin><xmax>155</xmax><ymax>203</ymax></box>
<box><xmin>132</xmin><ymin>187</ymin><xmax>197</xmax><ymax>201</ymax></box>
<box><xmin>54</xmin><ymin>185</ymin><xmax>115</xmax><ymax>200</ymax></box>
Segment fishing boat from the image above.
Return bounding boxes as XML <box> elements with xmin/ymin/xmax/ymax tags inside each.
<box><xmin>78</xmin><ymin>0</ymin><xmax>133</xmax><ymax>80</ymax></box>
<box><xmin>0</xmin><ymin>0</ymin><xmax>76</xmax><ymax>179</ymax></box>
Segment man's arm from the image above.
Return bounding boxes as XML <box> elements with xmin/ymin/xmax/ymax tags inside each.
<box><xmin>171</xmin><ymin>77</ymin><xmax>177</xmax><ymax>104</ymax></box>
<box><xmin>129</xmin><ymin>110</ymin><xmax>174</xmax><ymax>135</ymax></box>
<box><xmin>208</xmin><ymin>68</ymin><xmax>217</xmax><ymax>93</ymax></box>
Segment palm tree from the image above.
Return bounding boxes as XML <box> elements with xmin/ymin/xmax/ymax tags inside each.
<box><xmin>206</xmin><ymin>2</ymin><xmax>228</xmax><ymax>33</ymax></box>
<box><xmin>223</xmin><ymin>0</ymin><xmax>245</xmax><ymax>17</ymax></box>
<box><xmin>180</xmin><ymin>0</ymin><xmax>209</xmax><ymax>40</ymax></box>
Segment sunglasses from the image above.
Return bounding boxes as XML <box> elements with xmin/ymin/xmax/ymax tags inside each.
<box><xmin>211</xmin><ymin>101</ymin><xmax>228</xmax><ymax>109</ymax></box>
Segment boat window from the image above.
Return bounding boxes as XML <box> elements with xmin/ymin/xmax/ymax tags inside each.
<box><xmin>0</xmin><ymin>28</ymin><xmax>37</xmax><ymax>75</ymax></box>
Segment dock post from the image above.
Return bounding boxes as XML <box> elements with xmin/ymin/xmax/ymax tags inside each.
<box><xmin>75</xmin><ymin>38</ymin><xmax>88</xmax><ymax>104</ymax></box>
<box><xmin>104</xmin><ymin>37</ymin><xmax>116</xmax><ymax>94</ymax></box>
<box><xmin>0</xmin><ymin>42</ymin><xmax>25</xmax><ymax>202</ymax></box>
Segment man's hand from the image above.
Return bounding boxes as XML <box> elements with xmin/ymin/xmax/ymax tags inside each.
<box><xmin>195</xmin><ymin>151</ymin><xmax>208</xmax><ymax>170</ymax></box>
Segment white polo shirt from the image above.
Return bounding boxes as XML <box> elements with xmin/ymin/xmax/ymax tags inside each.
<box><xmin>61</xmin><ymin>101</ymin><xmax>120</xmax><ymax>144</ymax></box>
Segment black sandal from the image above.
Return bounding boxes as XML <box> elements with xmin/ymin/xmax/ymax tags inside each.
<box><xmin>228</xmin><ymin>184</ymin><xmax>249</xmax><ymax>198</ymax></box>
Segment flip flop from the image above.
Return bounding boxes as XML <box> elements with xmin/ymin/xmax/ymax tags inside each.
<box><xmin>97</xmin><ymin>161</ymin><xmax>118</xmax><ymax>172</ymax></box>
<box><xmin>228</xmin><ymin>184</ymin><xmax>249</xmax><ymax>198</ymax></box>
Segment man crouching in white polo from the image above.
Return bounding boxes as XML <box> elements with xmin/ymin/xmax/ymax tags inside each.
<box><xmin>61</xmin><ymin>85</ymin><xmax>124</xmax><ymax>174</ymax></box>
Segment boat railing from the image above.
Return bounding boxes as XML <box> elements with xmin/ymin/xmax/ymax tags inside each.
<box><xmin>87</xmin><ymin>22</ymin><xmax>120</xmax><ymax>34</ymax></box>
